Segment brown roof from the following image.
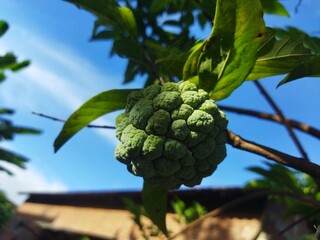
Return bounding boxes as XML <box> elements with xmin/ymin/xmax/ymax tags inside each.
<box><xmin>3</xmin><ymin>188</ymin><xmax>310</xmax><ymax>240</ymax></box>
<box><xmin>23</xmin><ymin>187</ymin><xmax>267</xmax><ymax>217</ymax></box>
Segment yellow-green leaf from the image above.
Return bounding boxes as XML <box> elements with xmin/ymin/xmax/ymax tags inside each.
<box><xmin>278</xmin><ymin>55</ymin><xmax>320</xmax><ymax>86</ymax></box>
<box><xmin>261</xmin><ymin>0</ymin><xmax>290</xmax><ymax>17</ymax></box>
<box><xmin>198</xmin><ymin>0</ymin><xmax>266</xmax><ymax>100</ymax></box>
<box><xmin>66</xmin><ymin>0</ymin><xmax>138</xmax><ymax>38</ymax></box>
<box><xmin>54</xmin><ymin>89</ymin><xmax>134</xmax><ymax>152</ymax></box>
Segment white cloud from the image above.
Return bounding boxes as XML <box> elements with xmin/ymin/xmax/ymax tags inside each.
<box><xmin>0</xmin><ymin>24</ymin><xmax>125</xmax><ymax>144</ymax></box>
<box><xmin>0</xmin><ymin>162</ymin><xmax>68</xmax><ymax>205</ymax></box>
<box><xmin>0</xmin><ymin>23</ymin><xmax>123</xmax><ymax>110</ymax></box>
<box><xmin>23</xmin><ymin>65</ymin><xmax>85</xmax><ymax>110</ymax></box>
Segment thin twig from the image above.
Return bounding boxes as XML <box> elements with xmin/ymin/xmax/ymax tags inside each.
<box><xmin>227</xmin><ymin>130</ymin><xmax>320</xmax><ymax>180</ymax></box>
<box><xmin>32</xmin><ymin>112</ymin><xmax>116</xmax><ymax>129</ymax></box>
<box><xmin>33</xmin><ymin>111</ymin><xmax>320</xmax><ymax>179</ymax></box>
<box><xmin>254</xmin><ymin>81</ymin><xmax>310</xmax><ymax>162</ymax></box>
<box><xmin>278</xmin><ymin>208</ymin><xmax>320</xmax><ymax>236</ymax></box>
<box><xmin>295</xmin><ymin>0</ymin><xmax>303</xmax><ymax>13</ymax></box>
<box><xmin>219</xmin><ymin>105</ymin><xmax>320</xmax><ymax>139</ymax></box>
<box><xmin>170</xmin><ymin>190</ymin><xmax>320</xmax><ymax>239</ymax></box>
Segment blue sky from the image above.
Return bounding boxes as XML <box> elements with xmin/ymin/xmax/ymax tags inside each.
<box><xmin>0</xmin><ymin>1</ymin><xmax>319</xmax><ymax>204</ymax></box>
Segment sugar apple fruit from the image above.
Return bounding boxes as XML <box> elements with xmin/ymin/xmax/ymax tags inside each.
<box><xmin>115</xmin><ymin>81</ymin><xmax>228</xmax><ymax>189</ymax></box>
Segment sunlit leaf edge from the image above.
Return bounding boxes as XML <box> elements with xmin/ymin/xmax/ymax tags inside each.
<box><xmin>54</xmin><ymin>89</ymin><xmax>135</xmax><ymax>152</ymax></box>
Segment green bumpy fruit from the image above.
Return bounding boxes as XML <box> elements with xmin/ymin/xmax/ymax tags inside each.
<box><xmin>115</xmin><ymin>81</ymin><xmax>228</xmax><ymax>189</ymax></box>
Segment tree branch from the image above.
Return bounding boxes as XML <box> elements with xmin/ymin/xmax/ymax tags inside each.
<box><xmin>254</xmin><ymin>81</ymin><xmax>310</xmax><ymax>161</ymax></box>
<box><xmin>278</xmin><ymin>208</ymin><xmax>320</xmax><ymax>236</ymax></box>
<box><xmin>219</xmin><ymin>105</ymin><xmax>320</xmax><ymax>140</ymax></box>
<box><xmin>227</xmin><ymin>130</ymin><xmax>320</xmax><ymax>179</ymax></box>
<box><xmin>170</xmin><ymin>189</ymin><xmax>320</xmax><ymax>239</ymax></box>
<box><xmin>32</xmin><ymin>112</ymin><xmax>116</xmax><ymax>129</ymax></box>
<box><xmin>33</xmin><ymin>111</ymin><xmax>320</xmax><ymax>179</ymax></box>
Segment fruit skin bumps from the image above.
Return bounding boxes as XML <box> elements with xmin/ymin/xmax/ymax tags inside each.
<box><xmin>115</xmin><ymin>81</ymin><xmax>228</xmax><ymax>189</ymax></box>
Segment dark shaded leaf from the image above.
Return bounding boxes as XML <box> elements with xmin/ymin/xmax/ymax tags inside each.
<box><xmin>142</xmin><ymin>181</ymin><xmax>168</xmax><ymax>235</ymax></box>
<box><xmin>162</xmin><ymin>20</ymin><xmax>181</xmax><ymax>27</ymax></box>
<box><xmin>193</xmin><ymin>0</ymin><xmax>265</xmax><ymax>100</ymax></box>
<box><xmin>0</xmin><ymin>53</ymin><xmax>16</xmax><ymax>69</ymax></box>
<box><xmin>0</xmin><ymin>148</ymin><xmax>27</xmax><ymax>169</ymax></box>
<box><xmin>145</xmin><ymin>40</ymin><xmax>188</xmax><ymax>79</ymax></box>
<box><xmin>0</xmin><ymin>126</ymin><xmax>41</xmax><ymax>136</ymax></box>
<box><xmin>54</xmin><ymin>89</ymin><xmax>134</xmax><ymax>152</ymax></box>
<box><xmin>124</xmin><ymin>60</ymin><xmax>141</xmax><ymax>84</ymax></box>
<box><xmin>0</xmin><ymin>108</ymin><xmax>14</xmax><ymax>115</ymax></box>
<box><xmin>92</xmin><ymin>30</ymin><xmax>119</xmax><ymax>41</ymax></box>
<box><xmin>0</xmin><ymin>165</ymin><xmax>13</xmax><ymax>175</ymax></box>
<box><xmin>195</xmin><ymin>0</ymin><xmax>217</xmax><ymax>22</ymax></box>
<box><xmin>0</xmin><ymin>54</ymin><xmax>30</xmax><ymax>80</ymax></box>
<box><xmin>112</xmin><ymin>38</ymin><xmax>143</xmax><ymax>61</ymax></box>
<box><xmin>278</xmin><ymin>55</ymin><xmax>320</xmax><ymax>86</ymax></box>
<box><xmin>150</xmin><ymin>0</ymin><xmax>172</xmax><ymax>14</ymax></box>
<box><xmin>0</xmin><ymin>72</ymin><xmax>5</xmax><ymax>82</ymax></box>
<box><xmin>0</xmin><ymin>21</ymin><xmax>9</xmax><ymax>37</ymax></box>
<box><xmin>10</xmin><ymin>60</ymin><xmax>31</xmax><ymax>72</ymax></box>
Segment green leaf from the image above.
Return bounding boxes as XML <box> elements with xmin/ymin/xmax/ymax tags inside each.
<box><xmin>66</xmin><ymin>0</ymin><xmax>138</xmax><ymax>38</ymax></box>
<box><xmin>196</xmin><ymin>0</ymin><xmax>217</xmax><ymax>22</ymax></box>
<box><xmin>0</xmin><ymin>72</ymin><xmax>5</xmax><ymax>82</ymax></box>
<box><xmin>142</xmin><ymin>181</ymin><xmax>168</xmax><ymax>236</ymax></box>
<box><xmin>261</xmin><ymin>0</ymin><xmax>290</xmax><ymax>17</ymax></box>
<box><xmin>150</xmin><ymin>0</ymin><xmax>173</xmax><ymax>14</ymax></box>
<box><xmin>0</xmin><ymin>21</ymin><xmax>9</xmax><ymax>37</ymax></box>
<box><xmin>0</xmin><ymin>148</ymin><xmax>28</xmax><ymax>169</ymax></box>
<box><xmin>0</xmin><ymin>108</ymin><xmax>14</xmax><ymax>115</ymax></box>
<box><xmin>92</xmin><ymin>30</ymin><xmax>119</xmax><ymax>41</ymax></box>
<box><xmin>145</xmin><ymin>40</ymin><xmax>188</xmax><ymax>80</ymax></box>
<box><xmin>0</xmin><ymin>53</ymin><xmax>16</xmax><ymax>70</ymax></box>
<box><xmin>247</xmin><ymin>29</ymin><xmax>312</xmax><ymax>80</ymax></box>
<box><xmin>10</xmin><ymin>60</ymin><xmax>31</xmax><ymax>72</ymax></box>
<box><xmin>196</xmin><ymin>0</ymin><xmax>265</xmax><ymax>100</ymax></box>
<box><xmin>0</xmin><ymin>126</ymin><xmax>41</xmax><ymax>136</ymax></box>
<box><xmin>112</xmin><ymin>38</ymin><xmax>143</xmax><ymax>62</ymax></box>
<box><xmin>278</xmin><ymin>55</ymin><xmax>320</xmax><ymax>86</ymax></box>
<box><xmin>276</xmin><ymin>27</ymin><xmax>320</xmax><ymax>54</ymax></box>
<box><xmin>247</xmin><ymin>163</ymin><xmax>303</xmax><ymax>193</ymax></box>
<box><xmin>182</xmin><ymin>41</ymin><xmax>205</xmax><ymax>81</ymax></box>
<box><xmin>0</xmin><ymin>165</ymin><xmax>13</xmax><ymax>175</ymax></box>
<box><xmin>54</xmin><ymin>89</ymin><xmax>134</xmax><ymax>152</ymax></box>
<box><xmin>124</xmin><ymin>60</ymin><xmax>141</xmax><ymax>84</ymax></box>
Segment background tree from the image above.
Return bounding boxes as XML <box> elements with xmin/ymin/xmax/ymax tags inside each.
<box><xmin>0</xmin><ymin>20</ymin><xmax>40</xmax><ymax>230</ymax></box>
<box><xmin>51</xmin><ymin>0</ymin><xmax>320</xmax><ymax>237</ymax></box>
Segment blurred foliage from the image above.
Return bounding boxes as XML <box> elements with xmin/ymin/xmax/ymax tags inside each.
<box><xmin>0</xmin><ymin>21</ymin><xmax>30</xmax><ymax>83</ymax></box>
<box><xmin>78</xmin><ymin>236</ymin><xmax>91</xmax><ymax>240</ymax></box>
<box><xmin>123</xmin><ymin>197</ymin><xmax>162</xmax><ymax>239</ymax></box>
<box><xmin>123</xmin><ymin>195</ymin><xmax>207</xmax><ymax>239</ymax></box>
<box><xmin>0</xmin><ymin>190</ymin><xmax>14</xmax><ymax>231</ymax></box>
<box><xmin>0</xmin><ymin>20</ymin><xmax>41</xmax><ymax>175</ymax></box>
<box><xmin>171</xmin><ymin>196</ymin><xmax>207</xmax><ymax>224</ymax></box>
<box><xmin>246</xmin><ymin>162</ymin><xmax>320</xmax><ymax>223</ymax></box>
